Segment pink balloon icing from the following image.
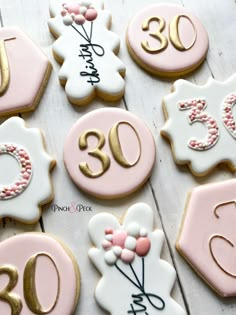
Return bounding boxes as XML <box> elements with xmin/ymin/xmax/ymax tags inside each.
<box><xmin>112</xmin><ymin>230</ymin><xmax>127</xmax><ymax>248</ymax></box>
<box><xmin>136</xmin><ymin>237</ymin><xmax>151</xmax><ymax>256</ymax></box>
<box><xmin>74</xmin><ymin>14</ymin><xmax>86</xmax><ymax>25</ymax></box>
<box><xmin>85</xmin><ymin>8</ymin><xmax>98</xmax><ymax>21</ymax></box>
<box><xmin>121</xmin><ymin>249</ymin><xmax>135</xmax><ymax>263</ymax></box>
<box><xmin>66</xmin><ymin>3</ymin><xmax>80</xmax><ymax>14</ymax></box>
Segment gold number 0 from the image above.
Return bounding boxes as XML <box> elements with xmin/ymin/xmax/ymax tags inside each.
<box><xmin>78</xmin><ymin>122</ymin><xmax>141</xmax><ymax>178</ymax></box>
<box><xmin>0</xmin><ymin>253</ymin><xmax>60</xmax><ymax>315</ymax></box>
<box><xmin>141</xmin><ymin>15</ymin><xmax>197</xmax><ymax>54</ymax></box>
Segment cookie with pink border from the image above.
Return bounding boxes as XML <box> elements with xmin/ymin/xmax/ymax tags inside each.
<box><xmin>63</xmin><ymin>108</ymin><xmax>155</xmax><ymax>199</ymax></box>
<box><xmin>88</xmin><ymin>203</ymin><xmax>186</xmax><ymax>314</ymax></box>
<box><xmin>126</xmin><ymin>4</ymin><xmax>208</xmax><ymax>77</ymax></box>
<box><xmin>48</xmin><ymin>0</ymin><xmax>125</xmax><ymax>105</ymax></box>
<box><xmin>0</xmin><ymin>27</ymin><xmax>51</xmax><ymax>116</ymax></box>
<box><xmin>0</xmin><ymin>117</ymin><xmax>55</xmax><ymax>223</ymax></box>
<box><xmin>177</xmin><ymin>178</ymin><xmax>236</xmax><ymax>297</ymax></box>
<box><xmin>161</xmin><ymin>74</ymin><xmax>236</xmax><ymax>176</ymax></box>
<box><xmin>0</xmin><ymin>232</ymin><xmax>80</xmax><ymax>314</ymax></box>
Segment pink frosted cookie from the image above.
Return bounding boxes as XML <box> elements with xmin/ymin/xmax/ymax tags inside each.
<box><xmin>88</xmin><ymin>203</ymin><xmax>186</xmax><ymax>314</ymax></box>
<box><xmin>63</xmin><ymin>108</ymin><xmax>155</xmax><ymax>199</ymax></box>
<box><xmin>126</xmin><ymin>4</ymin><xmax>208</xmax><ymax>77</ymax></box>
<box><xmin>0</xmin><ymin>232</ymin><xmax>80</xmax><ymax>314</ymax></box>
<box><xmin>161</xmin><ymin>74</ymin><xmax>236</xmax><ymax>176</ymax></box>
<box><xmin>0</xmin><ymin>117</ymin><xmax>55</xmax><ymax>223</ymax></box>
<box><xmin>48</xmin><ymin>0</ymin><xmax>125</xmax><ymax>105</ymax></box>
<box><xmin>0</xmin><ymin>27</ymin><xmax>51</xmax><ymax>116</ymax></box>
<box><xmin>177</xmin><ymin>179</ymin><xmax>236</xmax><ymax>297</ymax></box>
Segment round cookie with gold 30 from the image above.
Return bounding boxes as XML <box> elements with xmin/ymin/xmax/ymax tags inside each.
<box><xmin>63</xmin><ymin>108</ymin><xmax>156</xmax><ymax>199</ymax></box>
<box><xmin>126</xmin><ymin>4</ymin><xmax>209</xmax><ymax>77</ymax></box>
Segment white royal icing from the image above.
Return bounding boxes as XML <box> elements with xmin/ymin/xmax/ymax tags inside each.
<box><xmin>161</xmin><ymin>74</ymin><xmax>236</xmax><ymax>175</ymax></box>
<box><xmin>88</xmin><ymin>203</ymin><xmax>186</xmax><ymax>315</ymax></box>
<box><xmin>0</xmin><ymin>117</ymin><xmax>54</xmax><ymax>223</ymax></box>
<box><xmin>48</xmin><ymin>0</ymin><xmax>125</xmax><ymax>104</ymax></box>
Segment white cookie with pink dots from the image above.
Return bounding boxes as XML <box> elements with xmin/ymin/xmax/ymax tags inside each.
<box><xmin>48</xmin><ymin>0</ymin><xmax>125</xmax><ymax>105</ymax></box>
<box><xmin>88</xmin><ymin>203</ymin><xmax>186</xmax><ymax>315</ymax></box>
<box><xmin>0</xmin><ymin>117</ymin><xmax>55</xmax><ymax>223</ymax></box>
<box><xmin>161</xmin><ymin>74</ymin><xmax>236</xmax><ymax>176</ymax></box>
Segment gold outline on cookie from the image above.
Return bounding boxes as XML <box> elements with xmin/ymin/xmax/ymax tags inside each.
<box><xmin>209</xmin><ymin>234</ymin><xmax>236</xmax><ymax>278</ymax></box>
<box><xmin>169</xmin><ymin>15</ymin><xmax>197</xmax><ymax>51</ymax></box>
<box><xmin>23</xmin><ymin>252</ymin><xmax>60</xmax><ymax>313</ymax></box>
<box><xmin>214</xmin><ymin>200</ymin><xmax>236</xmax><ymax>218</ymax></box>
<box><xmin>0</xmin><ymin>37</ymin><xmax>16</xmax><ymax>96</ymax></box>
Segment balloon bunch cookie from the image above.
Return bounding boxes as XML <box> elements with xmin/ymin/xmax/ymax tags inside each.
<box><xmin>48</xmin><ymin>0</ymin><xmax>125</xmax><ymax>105</ymax></box>
<box><xmin>89</xmin><ymin>203</ymin><xmax>186</xmax><ymax>315</ymax></box>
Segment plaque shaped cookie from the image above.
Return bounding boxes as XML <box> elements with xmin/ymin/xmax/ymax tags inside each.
<box><xmin>63</xmin><ymin>108</ymin><xmax>155</xmax><ymax>199</ymax></box>
<box><xmin>48</xmin><ymin>0</ymin><xmax>125</xmax><ymax>105</ymax></box>
<box><xmin>0</xmin><ymin>117</ymin><xmax>55</xmax><ymax>223</ymax></box>
<box><xmin>126</xmin><ymin>4</ymin><xmax>209</xmax><ymax>77</ymax></box>
<box><xmin>161</xmin><ymin>74</ymin><xmax>236</xmax><ymax>176</ymax></box>
<box><xmin>0</xmin><ymin>27</ymin><xmax>52</xmax><ymax>116</ymax></box>
<box><xmin>177</xmin><ymin>179</ymin><xmax>236</xmax><ymax>297</ymax></box>
<box><xmin>0</xmin><ymin>233</ymin><xmax>80</xmax><ymax>315</ymax></box>
<box><xmin>89</xmin><ymin>203</ymin><xmax>186</xmax><ymax>315</ymax></box>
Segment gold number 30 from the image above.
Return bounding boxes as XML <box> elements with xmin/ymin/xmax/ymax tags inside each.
<box><xmin>142</xmin><ymin>15</ymin><xmax>197</xmax><ymax>54</ymax></box>
<box><xmin>78</xmin><ymin>121</ymin><xmax>141</xmax><ymax>178</ymax></box>
<box><xmin>0</xmin><ymin>253</ymin><xmax>60</xmax><ymax>315</ymax></box>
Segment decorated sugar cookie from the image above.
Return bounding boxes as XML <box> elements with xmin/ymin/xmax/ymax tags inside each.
<box><xmin>0</xmin><ymin>232</ymin><xmax>80</xmax><ymax>314</ymax></box>
<box><xmin>0</xmin><ymin>117</ymin><xmax>55</xmax><ymax>223</ymax></box>
<box><xmin>0</xmin><ymin>27</ymin><xmax>51</xmax><ymax>116</ymax></box>
<box><xmin>161</xmin><ymin>74</ymin><xmax>236</xmax><ymax>176</ymax></box>
<box><xmin>48</xmin><ymin>0</ymin><xmax>125</xmax><ymax>105</ymax></box>
<box><xmin>88</xmin><ymin>203</ymin><xmax>186</xmax><ymax>314</ymax></box>
<box><xmin>63</xmin><ymin>108</ymin><xmax>155</xmax><ymax>199</ymax></box>
<box><xmin>177</xmin><ymin>178</ymin><xmax>236</xmax><ymax>297</ymax></box>
<box><xmin>126</xmin><ymin>4</ymin><xmax>209</xmax><ymax>77</ymax></box>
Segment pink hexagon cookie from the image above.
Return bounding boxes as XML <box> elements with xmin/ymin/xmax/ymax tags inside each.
<box><xmin>63</xmin><ymin>108</ymin><xmax>155</xmax><ymax>199</ymax></box>
<box><xmin>127</xmin><ymin>4</ymin><xmax>208</xmax><ymax>77</ymax></box>
<box><xmin>177</xmin><ymin>179</ymin><xmax>236</xmax><ymax>297</ymax></box>
<box><xmin>0</xmin><ymin>27</ymin><xmax>51</xmax><ymax>116</ymax></box>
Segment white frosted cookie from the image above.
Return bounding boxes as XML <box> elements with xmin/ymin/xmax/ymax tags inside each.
<box><xmin>0</xmin><ymin>117</ymin><xmax>55</xmax><ymax>223</ymax></box>
<box><xmin>48</xmin><ymin>0</ymin><xmax>125</xmax><ymax>105</ymax></box>
<box><xmin>88</xmin><ymin>203</ymin><xmax>186</xmax><ymax>315</ymax></box>
<box><xmin>161</xmin><ymin>74</ymin><xmax>236</xmax><ymax>176</ymax></box>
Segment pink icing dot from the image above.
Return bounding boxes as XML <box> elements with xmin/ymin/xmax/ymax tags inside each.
<box><xmin>121</xmin><ymin>249</ymin><xmax>135</xmax><ymax>263</ymax></box>
<box><xmin>105</xmin><ymin>228</ymin><xmax>113</xmax><ymax>235</ymax></box>
<box><xmin>102</xmin><ymin>240</ymin><xmax>112</xmax><ymax>250</ymax></box>
<box><xmin>85</xmin><ymin>8</ymin><xmax>97</xmax><ymax>21</ymax></box>
<box><xmin>136</xmin><ymin>237</ymin><xmax>151</xmax><ymax>256</ymax></box>
<box><xmin>74</xmin><ymin>14</ymin><xmax>86</xmax><ymax>25</ymax></box>
<box><xmin>66</xmin><ymin>3</ymin><xmax>80</xmax><ymax>14</ymax></box>
<box><xmin>112</xmin><ymin>230</ymin><xmax>127</xmax><ymax>248</ymax></box>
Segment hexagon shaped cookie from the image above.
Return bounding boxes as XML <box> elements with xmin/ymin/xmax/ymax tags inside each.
<box><xmin>176</xmin><ymin>179</ymin><xmax>236</xmax><ymax>297</ymax></box>
<box><xmin>0</xmin><ymin>27</ymin><xmax>51</xmax><ymax>116</ymax></box>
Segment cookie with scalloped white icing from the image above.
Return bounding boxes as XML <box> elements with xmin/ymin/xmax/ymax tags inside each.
<box><xmin>48</xmin><ymin>0</ymin><xmax>125</xmax><ymax>105</ymax></box>
<box><xmin>0</xmin><ymin>117</ymin><xmax>55</xmax><ymax>223</ymax></box>
<box><xmin>161</xmin><ymin>74</ymin><xmax>236</xmax><ymax>176</ymax></box>
<box><xmin>88</xmin><ymin>203</ymin><xmax>186</xmax><ymax>315</ymax></box>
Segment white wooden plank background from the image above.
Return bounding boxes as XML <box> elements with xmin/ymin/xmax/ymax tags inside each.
<box><xmin>0</xmin><ymin>0</ymin><xmax>236</xmax><ymax>314</ymax></box>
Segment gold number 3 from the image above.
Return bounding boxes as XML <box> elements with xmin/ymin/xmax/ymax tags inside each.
<box><xmin>142</xmin><ymin>15</ymin><xmax>197</xmax><ymax>54</ymax></box>
<box><xmin>78</xmin><ymin>122</ymin><xmax>141</xmax><ymax>178</ymax></box>
<box><xmin>0</xmin><ymin>253</ymin><xmax>59</xmax><ymax>315</ymax></box>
